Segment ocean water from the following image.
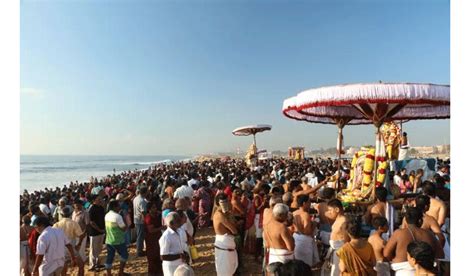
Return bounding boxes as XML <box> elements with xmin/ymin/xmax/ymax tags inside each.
<box><xmin>20</xmin><ymin>155</ymin><xmax>190</xmax><ymax>192</ymax></box>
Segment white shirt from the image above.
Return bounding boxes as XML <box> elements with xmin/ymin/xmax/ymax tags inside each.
<box><xmin>393</xmin><ymin>175</ymin><xmax>402</xmax><ymax>187</ymax></box>
<box><xmin>309</xmin><ymin>177</ymin><xmax>319</xmax><ymax>188</ymax></box>
<box><xmin>39</xmin><ymin>204</ymin><xmax>51</xmax><ymax>216</ymax></box>
<box><xmin>159</xmin><ymin>227</ymin><xmax>184</xmax><ymax>256</ymax></box>
<box><xmin>182</xmin><ymin>213</ymin><xmax>194</xmax><ymax>238</ymax></box>
<box><xmin>49</xmin><ymin>203</ymin><xmax>57</xmax><ymax>216</ymax></box>
<box><xmin>187</xmin><ymin>179</ymin><xmax>199</xmax><ymax>187</ymax></box>
<box><xmin>36</xmin><ymin>226</ymin><xmax>70</xmax><ymax>275</ymax></box>
<box><xmin>133</xmin><ymin>195</ymin><xmax>147</xmax><ymax>224</ymax></box>
<box><xmin>173</xmin><ymin>185</ymin><xmax>194</xmax><ymax>200</ymax></box>
<box><xmin>177</xmin><ymin>226</ymin><xmax>189</xmax><ymax>253</ymax></box>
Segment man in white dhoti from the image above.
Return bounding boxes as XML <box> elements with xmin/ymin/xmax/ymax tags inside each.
<box><xmin>398</xmin><ymin>132</ymin><xmax>409</xmax><ymax>160</ymax></box>
<box><xmin>369</xmin><ymin>217</ymin><xmax>391</xmax><ymax>276</ymax></box>
<box><xmin>213</xmin><ymin>194</ymin><xmax>239</xmax><ymax>276</ymax></box>
<box><xmin>292</xmin><ymin>194</ymin><xmax>319</xmax><ymax>267</ymax></box>
<box><xmin>325</xmin><ymin>199</ymin><xmax>349</xmax><ymax>276</ymax></box>
<box><xmin>384</xmin><ymin>207</ymin><xmax>444</xmax><ymax>276</ymax></box>
<box><xmin>264</xmin><ymin>203</ymin><xmax>295</xmax><ymax>264</ymax></box>
<box><xmin>160</xmin><ymin>212</ymin><xmax>188</xmax><ymax>276</ymax></box>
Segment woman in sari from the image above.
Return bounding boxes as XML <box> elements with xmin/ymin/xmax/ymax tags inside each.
<box><xmin>195</xmin><ymin>181</ymin><xmax>213</xmax><ymax>228</ymax></box>
<box><xmin>144</xmin><ymin>201</ymin><xmax>163</xmax><ymax>276</ymax></box>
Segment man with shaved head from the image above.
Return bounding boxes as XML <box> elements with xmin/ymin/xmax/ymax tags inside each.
<box><xmin>264</xmin><ymin>203</ymin><xmax>295</xmax><ymax>264</ymax></box>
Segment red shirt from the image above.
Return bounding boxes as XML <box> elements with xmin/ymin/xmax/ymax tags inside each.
<box><xmin>224</xmin><ymin>186</ymin><xmax>233</xmax><ymax>201</ymax></box>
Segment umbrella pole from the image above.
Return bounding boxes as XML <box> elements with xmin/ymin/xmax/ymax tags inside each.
<box><xmin>337</xmin><ymin>125</ymin><xmax>343</xmax><ymax>192</ymax></box>
<box><xmin>372</xmin><ymin>125</ymin><xmax>381</xmax><ymax>200</ymax></box>
<box><xmin>253</xmin><ymin>134</ymin><xmax>258</xmax><ymax>166</ymax></box>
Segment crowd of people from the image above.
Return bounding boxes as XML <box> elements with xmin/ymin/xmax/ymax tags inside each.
<box><xmin>19</xmin><ymin>156</ymin><xmax>450</xmax><ymax>276</ymax></box>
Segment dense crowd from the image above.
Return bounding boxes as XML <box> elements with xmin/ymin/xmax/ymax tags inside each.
<box><xmin>19</xmin><ymin>156</ymin><xmax>450</xmax><ymax>276</ymax></box>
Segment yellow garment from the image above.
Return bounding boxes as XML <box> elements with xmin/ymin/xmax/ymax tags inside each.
<box><xmin>337</xmin><ymin>242</ymin><xmax>377</xmax><ymax>276</ymax></box>
<box><xmin>53</xmin><ymin>218</ymin><xmax>83</xmax><ymax>242</ymax></box>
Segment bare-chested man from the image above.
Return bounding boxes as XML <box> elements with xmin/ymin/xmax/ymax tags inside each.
<box><xmin>414</xmin><ymin>195</ymin><xmax>446</xmax><ymax>248</ymax></box>
<box><xmin>368</xmin><ymin>217</ymin><xmax>390</xmax><ymax>276</ymax></box>
<box><xmin>263</xmin><ymin>195</ymin><xmax>283</xmax><ymax>228</ymax></box>
<box><xmin>262</xmin><ymin>195</ymin><xmax>283</xmax><ymax>268</ymax></box>
<box><xmin>364</xmin><ymin>187</ymin><xmax>387</xmax><ymax>226</ymax></box>
<box><xmin>20</xmin><ymin>215</ymin><xmax>33</xmax><ymax>276</ymax></box>
<box><xmin>231</xmin><ymin>188</ymin><xmax>246</xmax><ymax>224</ymax></box>
<box><xmin>325</xmin><ymin>199</ymin><xmax>349</xmax><ymax>276</ymax></box>
<box><xmin>264</xmin><ymin>203</ymin><xmax>295</xmax><ymax>264</ymax></box>
<box><xmin>315</xmin><ymin>188</ymin><xmax>336</xmax><ymax>246</ymax></box>
<box><xmin>213</xmin><ymin>193</ymin><xmax>239</xmax><ymax>276</ymax></box>
<box><xmin>282</xmin><ymin>192</ymin><xmax>293</xmax><ymax>210</ymax></box>
<box><xmin>422</xmin><ymin>182</ymin><xmax>447</xmax><ymax>227</ymax></box>
<box><xmin>384</xmin><ymin>207</ymin><xmax>444</xmax><ymax>276</ymax></box>
<box><xmin>300</xmin><ymin>177</ymin><xmax>311</xmax><ymax>191</ymax></box>
<box><xmin>292</xmin><ymin>195</ymin><xmax>319</xmax><ymax>268</ymax></box>
<box><xmin>290</xmin><ymin>177</ymin><xmax>329</xmax><ymax>209</ymax></box>
<box><xmin>413</xmin><ymin>169</ymin><xmax>424</xmax><ymax>193</ymax></box>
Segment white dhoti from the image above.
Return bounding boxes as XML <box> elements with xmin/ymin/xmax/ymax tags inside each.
<box><xmin>320</xmin><ymin>231</ymin><xmax>331</xmax><ymax>246</ymax></box>
<box><xmin>268</xmin><ymin>248</ymin><xmax>294</xmax><ymax>264</ymax></box>
<box><xmin>398</xmin><ymin>148</ymin><xmax>409</xmax><ymax>160</ymax></box>
<box><xmin>293</xmin><ymin>233</ymin><xmax>319</xmax><ymax>267</ymax></box>
<box><xmin>162</xmin><ymin>259</ymin><xmax>184</xmax><ymax>276</ymax></box>
<box><xmin>254</xmin><ymin>214</ymin><xmax>262</xmax><ymax>238</ymax></box>
<box><xmin>39</xmin><ymin>259</ymin><xmax>65</xmax><ymax>276</ymax></box>
<box><xmin>328</xmin><ymin>240</ymin><xmax>345</xmax><ymax>276</ymax></box>
<box><xmin>442</xmin><ymin>235</ymin><xmax>450</xmax><ymax>261</ymax></box>
<box><xmin>20</xmin><ymin>241</ymin><xmax>31</xmax><ymax>274</ymax></box>
<box><xmin>375</xmin><ymin>261</ymin><xmax>391</xmax><ymax>276</ymax></box>
<box><xmin>391</xmin><ymin>261</ymin><xmax>415</xmax><ymax>276</ymax></box>
<box><xmin>439</xmin><ymin>226</ymin><xmax>450</xmax><ymax>262</ymax></box>
<box><xmin>76</xmin><ymin>238</ymin><xmax>87</xmax><ymax>262</ymax></box>
<box><xmin>214</xmin><ymin>234</ymin><xmax>238</xmax><ymax>276</ymax></box>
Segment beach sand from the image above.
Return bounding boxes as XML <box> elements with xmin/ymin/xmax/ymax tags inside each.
<box><xmin>70</xmin><ymin>227</ymin><xmax>264</xmax><ymax>276</ymax></box>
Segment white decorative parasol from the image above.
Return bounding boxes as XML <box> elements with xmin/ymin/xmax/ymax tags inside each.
<box><xmin>232</xmin><ymin>124</ymin><xmax>272</xmax><ymax>147</ymax></box>
<box><xmin>282</xmin><ymin>82</ymin><xmax>450</xmax><ymax>195</ymax></box>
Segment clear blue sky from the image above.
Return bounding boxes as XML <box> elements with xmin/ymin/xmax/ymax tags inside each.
<box><xmin>20</xmin><ymin>0</ymin><xmax>450</xmax><ymax>155</ymax></box>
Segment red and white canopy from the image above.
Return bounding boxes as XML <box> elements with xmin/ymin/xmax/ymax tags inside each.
<box><xmin>232</xmin><ymin>124</ymin><xmax>272</xmax><ymax>136</ymax></box>
<box><xmin>283</xmin><ymin>83</ymin><xmax>450</xmax><ymax>127</ymax></box>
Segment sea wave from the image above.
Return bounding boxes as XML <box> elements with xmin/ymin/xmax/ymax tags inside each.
<box><xmin>112</xmin><ymin>160</ymin><xmax>172</xmax><ymax>166</ymax></box>
<box><xmin>20</xmin><ymin>155</ymin><xmax>190</xmax><ymax>191</ymax></box>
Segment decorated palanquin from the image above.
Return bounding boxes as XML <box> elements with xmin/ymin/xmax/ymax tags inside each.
<box><xmin>288</xmin><ymin>147</ymin><xmax>305</xmax><ymax>160</ymax></box>
<box><xmin>381</xmin><ymin>122</ymin><xmax>401</xmax><ymax>160</ymax></box>
<box><xmin>246</xmin><ymin>143</ymin><xmax>257</xmax><ymax>167</ymax></box>
<box><xmin>338</xmin><ymin>146</ymin><xmax>388</xmax><ymax>203</ymax></box>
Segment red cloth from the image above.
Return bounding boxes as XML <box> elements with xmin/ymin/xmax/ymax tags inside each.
<box><xmin>28</xmin><ymin>229</ymin><xmax>40</xmax><ymax>257</ymax></box>
<box><xmin>253</xmin><ymin>194</ymin><xmax>265</xmax><ymax>228</ymax></box>
<box><xmin>245</xmin><ymin>202</ymin><xmax>256</xmax><ymax>230</ymax></box>
<box><xmin>224</xmin><ymin>186</ymin><xmax>233</xmax><ymax>201</ymax></box>
<box><xmin>144</xmin><ymin>213</ymin><xmax>162</xmax><ymax>274</ymax></box>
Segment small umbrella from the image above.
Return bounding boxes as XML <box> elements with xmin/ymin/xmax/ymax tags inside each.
<box><xmin>232</xmin><ymin>124</ymin><xmax>272</xmax><ymax>150</ymax></box>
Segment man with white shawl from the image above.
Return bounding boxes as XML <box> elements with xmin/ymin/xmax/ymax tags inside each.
<box><xmin>212</xmin><ymin>193</ymin><xmax>238</xmax><ymax>276</ymax></box>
